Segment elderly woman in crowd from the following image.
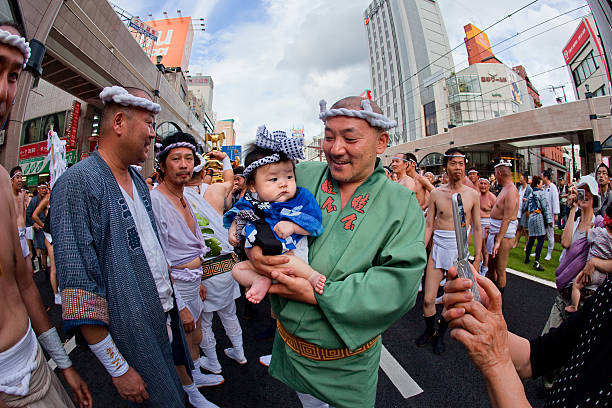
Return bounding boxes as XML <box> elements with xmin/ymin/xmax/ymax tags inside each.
<box><xmin>442</xmin><ymin>266</ymin><xmax>611</xmax><ymax>407</ymax></box>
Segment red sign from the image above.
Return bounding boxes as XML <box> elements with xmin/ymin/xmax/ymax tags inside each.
<box><xmin>19</xmin><ymin>142</ymin><xmax>40</xmax><ymax>160</ymax></box>
<box><xmin>481</xmin><ymin>76</ymin><xmax>507</xmax><ymax>83</ymax></box>
<box><xmin>563</xmin><ymin>21</ymin><xmax>589</xmax><ymax>64</ymax></box>
<box><xmin>80</xmin><ymin>152</ymin><xmax>89</xmax><ymax>161</ymax></box>
<box><xmin>69</xmin><ymin>101</ymin><xmax>80</xmax><ymax>149</ymax></box>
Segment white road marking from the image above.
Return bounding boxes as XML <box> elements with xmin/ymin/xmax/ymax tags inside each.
<box><xmin>47</xmin><ymin>336</ymin><xmax>76</xmax><ymax>370</ymax></box>
<box><xmin>506</xmin><ymin>267</ymin><xmax>556</xmax><ymax>288</ymax></box>
<box><xmin>379</xmin><ymin>344</ymin><xmax>423</xmax><ymax>399</ymax></box>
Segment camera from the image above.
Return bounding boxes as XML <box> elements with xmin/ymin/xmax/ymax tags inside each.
<box><xmin>577</xmin><ymin>188</ymin><xmax>585</xmax><ymax>201</ymax></box>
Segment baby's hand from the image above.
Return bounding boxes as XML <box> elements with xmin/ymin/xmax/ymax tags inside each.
<box><xmin>274</xmin><ymin>221</ymin><xmax>295</xmax><ymax>239</ymax></box>
<box><xmin>228</xmin><ymin>221</ymin><xmax>240</xmax><ymax>247</ymax></box>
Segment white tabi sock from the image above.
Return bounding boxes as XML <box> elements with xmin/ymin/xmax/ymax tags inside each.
<box><xmin>192</xmin><ymin>363</ymin><xmax>224</xmax><ymax>388</ymax></box>
<box><xmin>182</xmin><ymin>382</ymin><xmax>220</xmax><ymax>408</ymax></box>
<box><xmin>199</xmin><ymin>346</ymin><xmax>222</xmax><ymax>374</ymax></box>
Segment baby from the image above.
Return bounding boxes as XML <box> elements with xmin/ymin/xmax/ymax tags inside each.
<box><xmin>565</xmin><ymin>204</ymin><xmax>612</xmax><ymax>313</ymax></box>
<box><xmin>224</xmin><ymin>126</ymin><xmax>325</xmax><ymax>303</ymax></box>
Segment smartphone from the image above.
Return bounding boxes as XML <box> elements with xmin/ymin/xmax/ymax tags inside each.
<box><xmin>451</xmin><ymin>193</ymin><xmax>481</xmax><ymax>303</ymax></box>
<box><xmin>577</xmin><ymin>188</ymin><xmax>585</xmax><ymax>201</ymax></box>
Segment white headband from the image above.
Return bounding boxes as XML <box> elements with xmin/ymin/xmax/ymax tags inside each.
<box><xmin>444</xmin><ymin>153</ymin><xmax>468</xmax><ymax>164</ymax></box>
<box><xmin>155</xmin><ymin>141</ymin><xmax>196</xmax><ymax>160</ymax></box>
<box><xmin>468</xmin><ymin>169</ymin><xmax>478</xmax><ymax>174</ymax></box>
<box><xmin>193</xmin><ymin>152</ymin><xmax>206</xmax><ymax>173</ymax></box>
<box><xmin>0</xmin><ymin>29</ymin><xmax>30</xmax><ymax>68</ymax></box>
<box><xmin>479</xmin><ymin>177</ymin><xmax>490</xmax><ymax>184</ymax></box>
<box><xmin>319</xmin><ymin>99</ymin><xmax>397</xmax><ymax>130</ymax></box>
<box><xmin>99</xmin><ymin>86</ymin><xmax>161</xmax><ymax>114</ymax></box>
<box><xmin>494</xmin><ymin>159</ymin><xmax>512</xmax><ymax>168</ymax></box>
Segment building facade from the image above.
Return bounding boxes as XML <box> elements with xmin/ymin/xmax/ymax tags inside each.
<box><xmin>214</xmin><ymin>119</ymin><xmax>236</xmax><ymax>146</ymax></box>
<box><xmin>364</xmin><ymin>0</ymin><xmax>454</xmax><ymax>145</ymax></box>
<box><xmin>563</xmin><ymin>14</ymin><xmax>610</xmax><ymax>100</ymax></box>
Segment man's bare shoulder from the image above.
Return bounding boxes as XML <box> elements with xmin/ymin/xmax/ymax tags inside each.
<box><xmin>0</xmin><ymin>167</ymin><xmax>11</xmax><ymax>197</ymax></box>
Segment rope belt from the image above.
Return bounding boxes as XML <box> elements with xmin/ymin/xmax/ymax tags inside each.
<box><xmin>277</xmin><ymin>321</ymin><xmax>379</xmax><ymax>361</ymax></box>
<box><xmin>530</xmin><ymin>209</ymin><xmax>542</xmax><ymax>214</ymax></box>
<box><xmin>201</xmin><ymin>253</ymin><xmax>239</xmax><ymax>280</ymax></box>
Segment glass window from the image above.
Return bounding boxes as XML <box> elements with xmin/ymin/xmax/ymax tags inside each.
<box><xmin>593</xmin><ymin>85</ymin><xmax>607</xmax><ymax>97</ymax></box>
<box><xmin>423</xmin><ymin>101</ymin><xmax>437</xmax><ymax>136</ymax></box>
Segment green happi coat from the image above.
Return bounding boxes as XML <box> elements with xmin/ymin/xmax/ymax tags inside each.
<box><xmin>269</xmin><ymin>159</ymin><xmax>426</xmax><ymax>408</ymax></box>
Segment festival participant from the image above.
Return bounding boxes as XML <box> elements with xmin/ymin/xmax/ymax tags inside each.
<box><xmin>32</xmin><ymin>192</ymin><xmax>61</xmax><ymax>305</ymax></box>
<box><xmin>225</xmin><ymin>126</ymin><xmax>325</xmax><ymax>304</ymax></box>
<box><xmin>151</xmin><ymin>132</ymin><xmax>225</xmax><ymax>407</ymax></box>
<box><xmin>0</xmin><ymin>23</ymin><xmax>92</xmax><ymax>408</ymax></box>
<box><xmin>246</xmin><ymin>97</ymin><xmax>426</xmax><ymax>407</ymax></box>
<box><xmin>10</xmin><ymin>166</ymin><xmax>30</xmax><ymax>262</ymax></box>
<box><xmin>514</xmin><ymin>174</ymin><xmax>532</xmax><ymax>249</ymax></box>
<box><xmin>478</xmin><ymin>178</ymin><xmax>496</xmax><ymax>276</ymax></box>
<box><xmin>182</xmin><ymin>151</ymin><xmax>247</xmax><ymax>376</ymax></box>
<box><xmin>418</xmin><ymin>147</ymin><xmax>481</xmax><ymax>355</ymax></box>
<box><xmin>224</xmin><ymin>165</ymin><xmax>246</xmax><ymax>211</ymax></box>
<box><xmin>25</xmin><ymin>183</ymin><xmax>47</xmax><ymax>273</ymax></box>
<box><xmin>486</xmin><ymin>160</ymin><xmax>519</xmax><ymax>296</ymax></box>
<box><xmin>52</xmin><ymin>86</ymin><xmax>189</xmax><ymax>406</ymax></box>
<box><xmin>441</xmin><ymin>171</ymin><xmax>449</xmax><ymax>185</ymax></box>
<box><xmin>391</xmin><ymin>152</ymin><xmax>434</xmax><ymax>211</ymax></box>
<box><xmin>425</xmin><ymin>171</ymin><xmax>435</xmax><ymax>184</ymax></box>
<box><xmin>467</xmin><ymin>168</ymin><xmax>479</xmax><ymax>190</ymax></box>
<box><xmin>542</xmin><ymin>170</ymin><xmax>560</xmax><ymax>261</ymax></box>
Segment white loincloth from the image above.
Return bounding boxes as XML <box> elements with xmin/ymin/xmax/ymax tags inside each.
<box><xmin>43</xmin><ymin>232</ymin><xmax>52</xmax><ymax>244</ymax></box>
<box><xmin>0</xmin><ymin>321</ymin><xmax>38</xmax><ymax>396</ymax></box>
<box><xmin>432</xmin><ymin>230</ymin><xmax>458</xmax><ymax>271</ymax></box>
<box><xmin>18</xmin><ymin>228</ymin><xmax>29</xmax><ymax>258</ymax></box>
<box><xmin>486</xmin><ymin>218</ymin><xmax>518</xmax><ymax>255</ymax></box>
<box><xmin>481</xmin><ymin>217</ymin><xmax>491</xmax><ymax>236</ymax></box>
<box><xmin>173</xmin><ymin>274</ymin><xmax>204</xmax><ymax>322</ymax></box>
<box><xmin>25</xmin><ymin>226</ymin><xmax>33</xmax><ymax>241</ymax></box>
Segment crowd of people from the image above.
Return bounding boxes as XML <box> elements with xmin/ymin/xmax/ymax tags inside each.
<box><xmin>0</xmin><ymin>21</ymin><xmax>610</xmax><ymax>408</ymax></box>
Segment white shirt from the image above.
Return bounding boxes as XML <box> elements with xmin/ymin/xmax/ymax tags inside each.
<box><xmin>544</xmin><ymin>182</ymin><xmax>560</xmax><ymax>215</ymax></box>
<box><xmin>120</xmin><ymin>180</ymin><xmax>174</xmax><ymax>312</ymax></box>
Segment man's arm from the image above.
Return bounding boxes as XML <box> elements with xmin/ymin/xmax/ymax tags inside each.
<box><xmin>417</xmin><ymin>174</ymin><xmax>435</xmax><ymax>192</ymax></box>
<box><xmin>204</xmin><ymin>151</ymin><xmax>234</xmax><ymax>214</ymax></box>
<box><xmin>31</xmin><ymin>195</ymin><xmax>48</xmax><ymax>228</ymax></box>
<box><xmin>424</xmin><ymin>190</ymin><xmax>436</xmax><ymax>247</ymax></box>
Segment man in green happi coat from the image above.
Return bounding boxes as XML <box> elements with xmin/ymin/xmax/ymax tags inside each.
<box><xmin>247</xmin><ymin>96</ymin><xmax>426</xmax><ymax>407</ymax></box>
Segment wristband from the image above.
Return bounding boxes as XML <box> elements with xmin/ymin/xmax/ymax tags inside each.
<box><xmin>88</xmin><ymin>334</ymin><xmax>129</xmax><ymax>377</ymax></box>
<box><xmin>38</xmin><ymin>327</ymin><xmax>72</xmax><ymax>369</ymax></box>
<box><xmin>222</xmin><ymin>156</ymin><xmax>232</xmax><ymax>171</ymax></box>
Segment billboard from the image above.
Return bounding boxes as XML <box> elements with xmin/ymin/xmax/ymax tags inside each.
<box><xmin>147</xmin><ymin>17</ymin><xmax>193</xmax><ymax>71</ymax></box>
<box><xmin>562</xmin><ymin>20</ymin><xmax>589</xmax><ymax>64</ymax></box>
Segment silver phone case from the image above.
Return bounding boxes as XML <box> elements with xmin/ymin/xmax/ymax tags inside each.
<box><xmin>451</xmin><ymin>193</ymin><xmax>481</xmax><ymax>303</ymax></box>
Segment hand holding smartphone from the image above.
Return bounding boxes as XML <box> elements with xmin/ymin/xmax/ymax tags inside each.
<box><xmin>451</xmin><ymin>193</ymin><xmax>481</xmax><ymax>303</ymax></box>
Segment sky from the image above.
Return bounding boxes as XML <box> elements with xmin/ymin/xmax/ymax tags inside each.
<box><xmin>112</xmin><ymin>0</ymin><xmax>591</xmax><ymax>145</ymax></box>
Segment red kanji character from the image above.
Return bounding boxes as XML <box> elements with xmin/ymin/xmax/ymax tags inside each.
<box><xmin>322</xmin><ymin>196</ymin><xmax>337</xmax><ymax>213</ymax></box>
<box><xmin>322</xmin><ymin>179</ymin><xmax>336</xmax><ymax>195</ymax></box>
<box><xmin>341</xmin><ymin>214</ymin><xmax>357</xmax><ymax>231</ymax></box>
<box><xmin>351</xmin><ymin>193</ymin><xmax>369</xmax><ymax>214</ymax></box>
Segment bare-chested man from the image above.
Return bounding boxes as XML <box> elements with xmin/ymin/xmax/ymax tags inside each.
<box><xmin>0</xmin><ymin>23</ymin><xmax>91</xmax><ymax>408</ymax></box>
<box><xmin>478</xmin><ymin>178</ymin><xmax>496</xmax><ymax>276</ymax></box>
<box><xmin>390</xmin><ymin>153</ymin><xmax>434</xmax><ymax>211</ymax></box>
<box><xmin>425</xmin><ymin>172</ymin><xmax>434</xmax><ymax>185</ymax></box>
<box><xmin>10</xmin><ymin>166</ymin><xmax>30</xmax><ymax>262</ymax></box>
<box><xmin>486</xmin><ymin>160</ymin><xmax>519</xmax><ymax>296</ymax></box>
<box><xmin>466</xmin><ymin>167</ymin><xmax>479</xmax><ymax>191</ymax></box>
<box><xmin>416</xmin><ymin>147</ymin><xmax>481</xmax><ymax>355</ymax></box>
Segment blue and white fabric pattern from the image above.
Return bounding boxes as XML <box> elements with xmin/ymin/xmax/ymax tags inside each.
<box><xmin>243</xmin><ymin>126</ymin><xmax>305</xmax><ymax>178</ymax></box>
<box><xmin>224</xmin><ymin>187</ymin><xmax>323</xmax><ymax>253</ymax></box>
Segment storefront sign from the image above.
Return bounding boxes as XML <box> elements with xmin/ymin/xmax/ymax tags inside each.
<box><xmin>480</xmin><ymin>76</ymin><xmax>507</xmax><ymax>83</ymax></box>
<box><xmin>69</xmin><ymin>101</ymin><xmax>80</xmax><ymax>149</ymax></box>
<box><xmin>221</xmin><ymin>145</ymin><xmax>241</xmax><ymax>162</ymax></box>
<box><xmin>19</xmin><ymin>150</ymin><xmax>77</xmax><ymax>176</ymax></box>
<box><xmin>563</xmin><ymin>20</ymin><xmax>589</xmax><ymax>64</ymax></box>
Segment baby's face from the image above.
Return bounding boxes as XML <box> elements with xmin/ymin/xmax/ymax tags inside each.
<box><xmin>250</xmin><ymin>160</ymin><xmax>297</xmax><ymax>202</ymax></box>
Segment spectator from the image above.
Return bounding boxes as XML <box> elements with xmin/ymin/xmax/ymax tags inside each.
<box><xmin>514</xmin><ymin>174</ymin><xmax>532</xmax><ymax>249</ymax></box>
<box><xmin>442</xmin><ymin>266</ymin><xmax>612</xmax><ymax>408</ymax></box>
<box><xmin>524</xmin><ymin>176</ymin><xmax>552</xmax><ymax>271</ymax></box>
<box><xmin>542</xmin><ymin>170</ymin><xmax>560</xmax><ymax>261</ymax></box>
<box><xmin>541</xmin><ymin>174</ymin><xmax>600</xmax><ymax>392</ymax></box>
<box><xmin>558</xmin><ymin>178</ymin><xmax>569</xmax><ymax>229</ymax></box>
<box><xmin>595</xmin><ymin>162</ymin><xmax>611</xmax><ymax>217</ymax></box>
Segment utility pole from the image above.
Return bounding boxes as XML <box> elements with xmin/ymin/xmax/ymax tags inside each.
<box><xmin>549</xmin><ymin>85</ymin><xmax>567</xmax><ymax>103</ymax></box>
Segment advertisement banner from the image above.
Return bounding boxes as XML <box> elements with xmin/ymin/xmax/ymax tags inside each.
<box><xmin>147</xmin><ymin>17</ymin><xmax>193</xmax><ymax>71</ymax></box>
<box><xmin>128</xmin><ymin>18</ymin><xmax>159</xmax><ymax>41</ymax></box>
<box><xmin>221</xmin><ymin>145</ymin><xmax>241</xmax><ymax>162</ymax></box>
<box><xmin>563</xmin><ymin>20</ymin><xmax>589</xmax><ymax>64</ymax></box>
<box><xmin>21</xmin><ymin>111</ymin><xmax>66</xmax><ymax>146</ymax></box>
<box><xmin>19</xmin><ymin>150</ymin><xmax>76</xmax><ymax>176</ymax></box>
<box><xmin>69</xmin><ymin>101</ymin><xmax>81</xmax><ymax>149</ymax></box>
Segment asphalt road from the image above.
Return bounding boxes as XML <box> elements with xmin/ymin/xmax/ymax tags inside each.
<box><xmin>36</xmin><ymin>270</ymin><xmax>557</xmax><ymax>407</ymax></box>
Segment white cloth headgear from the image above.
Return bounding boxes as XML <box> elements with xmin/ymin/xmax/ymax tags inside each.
<box><xmin>99</xmin><ymin>86</ymin><xmax>161</xmax><ymax>114</ymax></box>
<box><xmin>193</xmin><ymin>152</ymin><xmax>206</xmax><ymax>173</ymax></box>
<box><xmin>494</xmin><ymin>159</ymin><xmax>512</xmax><ymax>168</ymax></box>
<box><xmin>319</xmin><ymin>99</ymin><xmax>397</xmax><ymax>130</ymax></box>
<box><xmin>0</xmin><ymin>29</ymin><xmax>30</xmax><ymax>68</ymax></box>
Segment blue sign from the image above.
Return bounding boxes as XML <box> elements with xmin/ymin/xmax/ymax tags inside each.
<box><xmin>222</xmin><ymin>145</ymin><xmax>242</xmax><ymax>162</ymax></box>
